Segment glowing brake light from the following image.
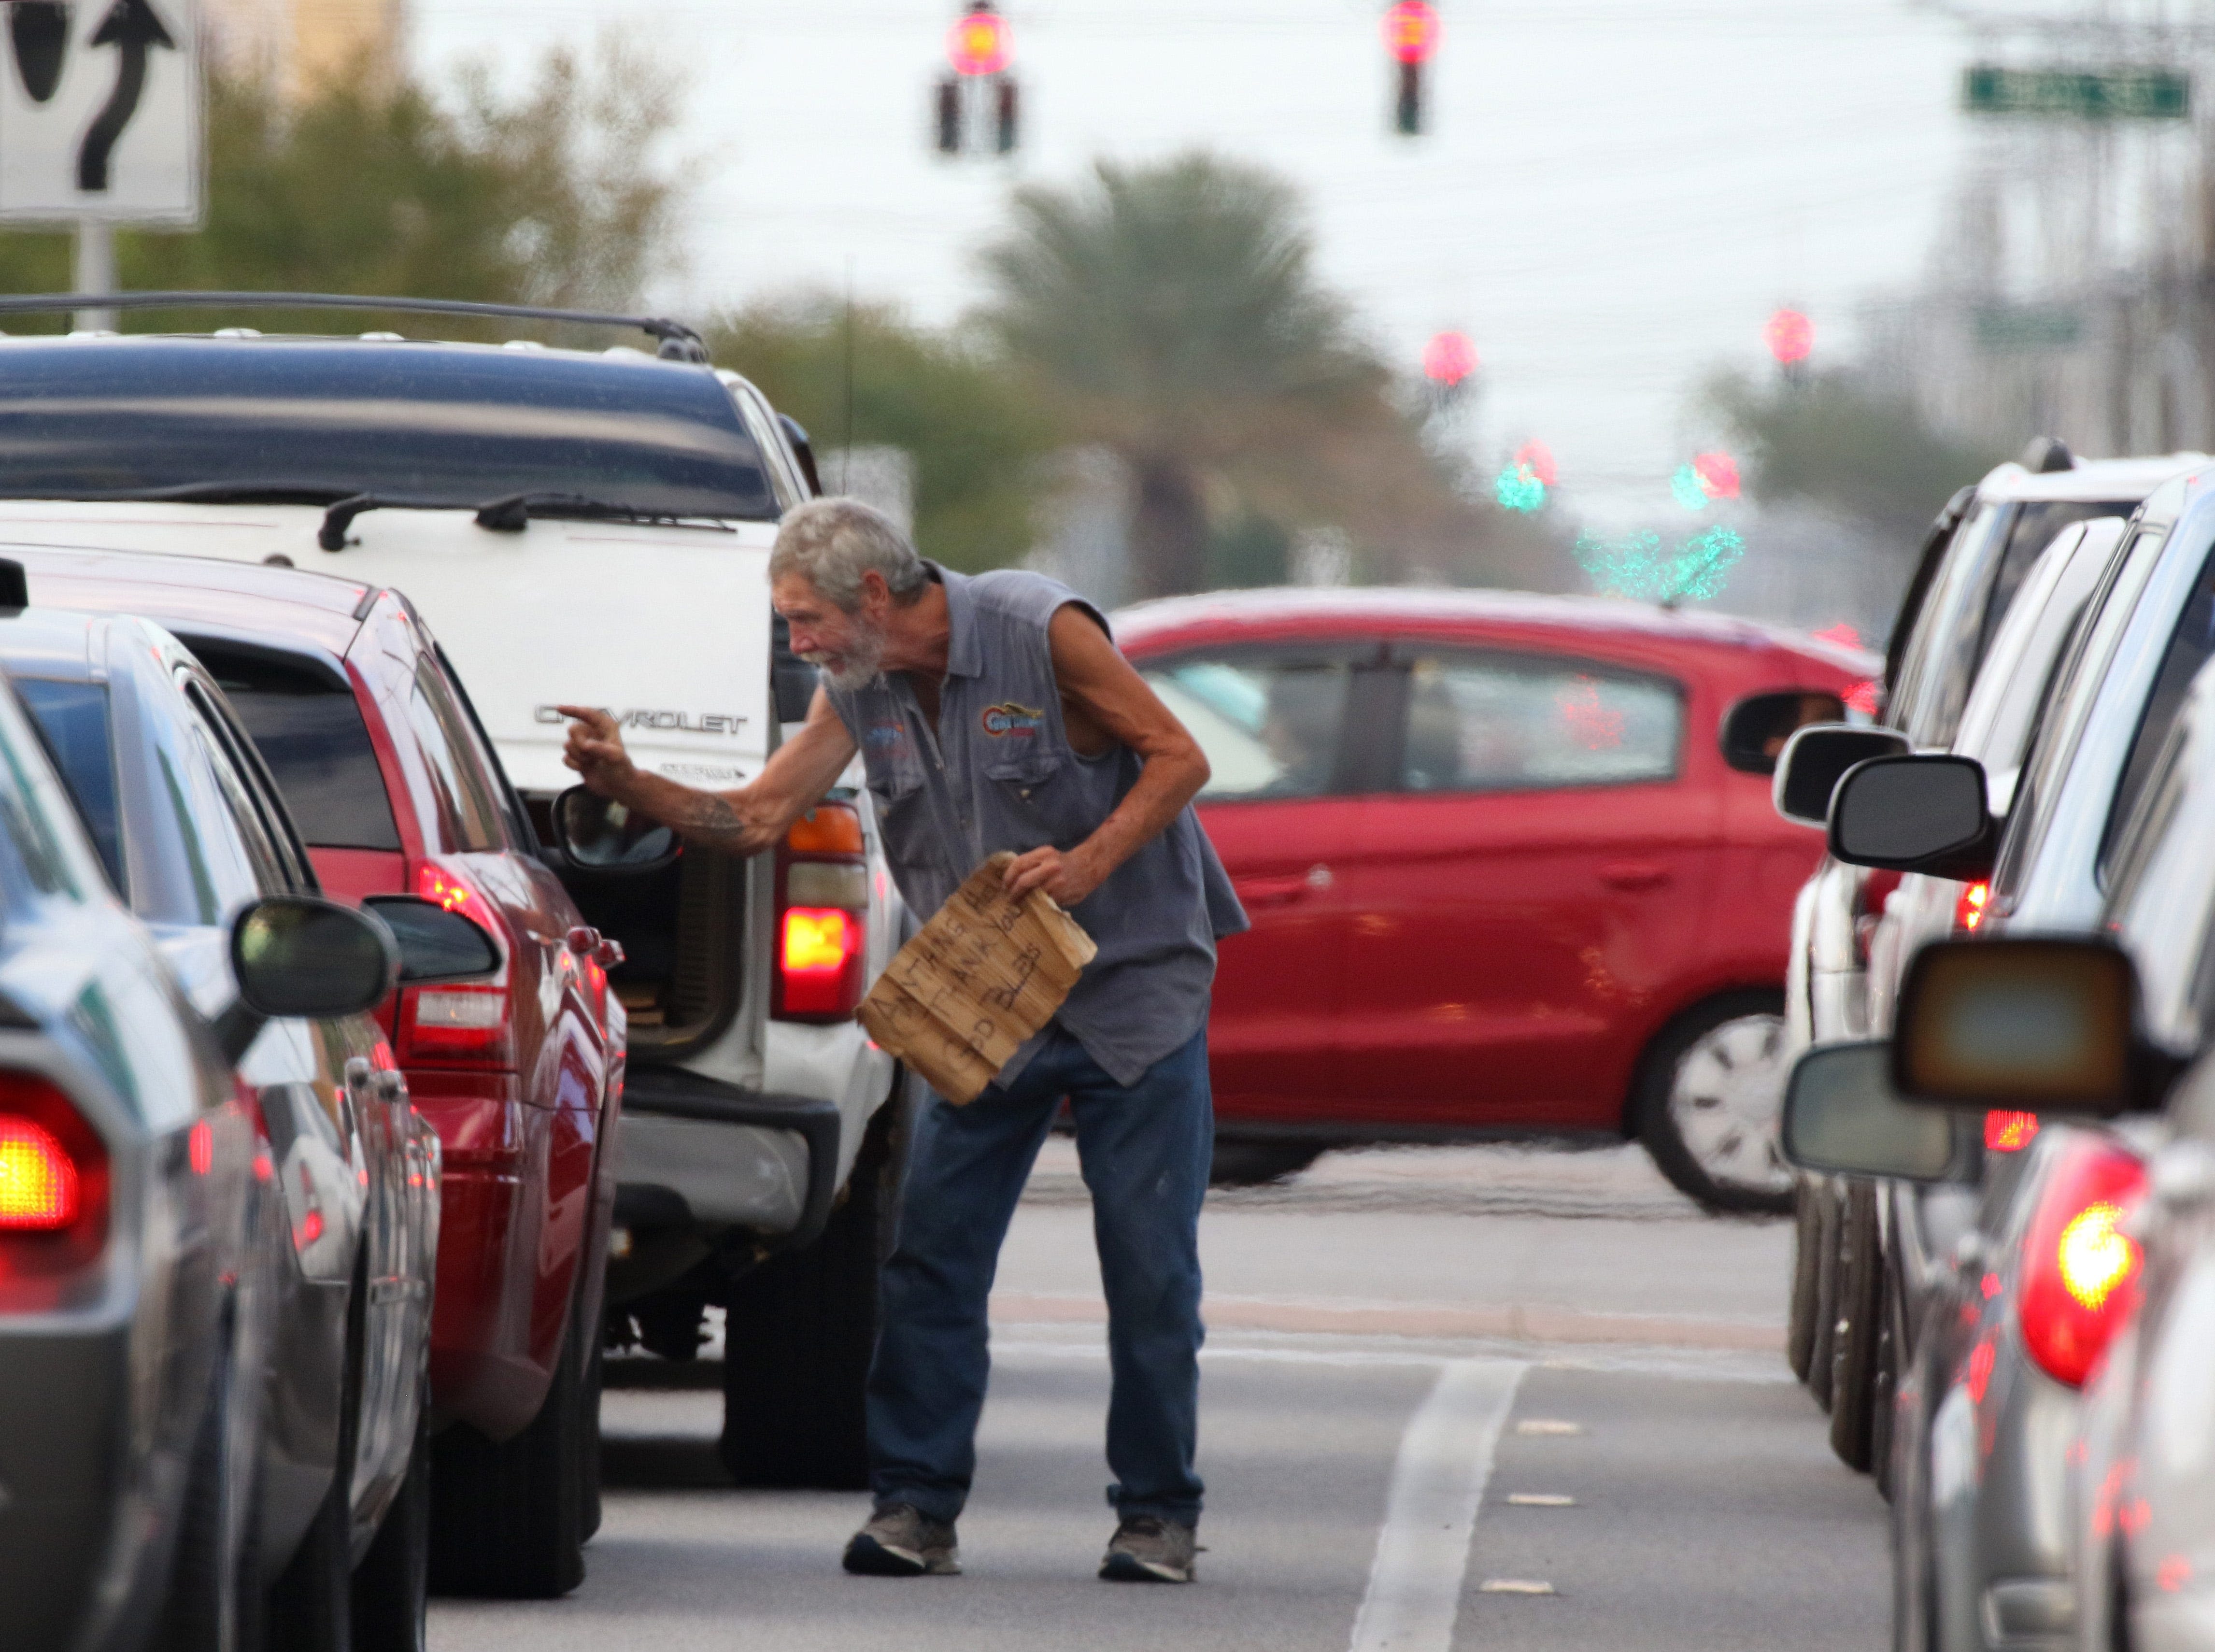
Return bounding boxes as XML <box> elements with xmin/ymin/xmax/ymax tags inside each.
<box><xmin>1985</xmin><ymin>1111</ymin><xmax>2040</xmax><ymax>1153</ymax></box>
<box><xmin>777</xmin><ymin>801</ymin><xmax>868</xmax><ymax>1021</ymax></box>
<box><xmin>0</xmin><ymin>1117</ymin><xmax>77</xmax><ymax>1229</ymax></box>
<box><xmin>1956</xmin><ymin>881</ymin><xmax>1990</xmax><ymax>932</ymax></box>
<box><xmin>2018</xmin><ymin>1136</ymin><xmax>2147</xmax><ymax>1387</ymax></box>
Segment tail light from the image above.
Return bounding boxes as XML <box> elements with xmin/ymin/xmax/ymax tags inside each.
<box><xmin>776</xmin><ymin>802</ymin><xmax>867</xmax><ymax>1021</ymax></box>
<box><xmin>2017</xmin><ymin>1135</ymin><xmax>2148</xmax><ymax>1387</ymax></box>
<box><xmin>0</xmin><ymin>1070</ymin><xmax>109</xmax><ymax>1306</ymax></box>
<box><xmin>1985</xmin><ymin>1111</ymin><xmax>2040</xmax><ymax>1153</ymax></box>
<box><xmin>1955</xmin><ymin>881</ymin><xmax>1990</xmax><ymax>932</ymax></box>
<box><xmin>399</xmin><ymin>862</ymin><xmax>513</xmax><ymax>1067</ymax></box>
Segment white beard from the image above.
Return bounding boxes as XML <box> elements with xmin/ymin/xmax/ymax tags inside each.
<box><xmin>802</xmin><ymin>621</ymin><xmax>887</xmax><ymax>691</ymax></box>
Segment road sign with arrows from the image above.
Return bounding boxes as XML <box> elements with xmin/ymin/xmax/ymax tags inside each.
<box><xmin>0</xmin><ymin>0</ymin><xmax>200</xmax><ymax>223</ymax></box>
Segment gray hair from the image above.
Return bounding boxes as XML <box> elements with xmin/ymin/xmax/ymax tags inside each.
<box><xmin>768</xmin><ymin>497</ymin><xmax>931</xmax><ymax>612</ymax></box>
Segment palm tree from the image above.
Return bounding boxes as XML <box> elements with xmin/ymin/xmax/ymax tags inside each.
<box><xmin>978</xmin><ymin>153</ymin><xmax>1418</xmax><ymax>598</ymax></box>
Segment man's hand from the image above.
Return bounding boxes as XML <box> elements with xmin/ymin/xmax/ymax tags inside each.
<box><xmin>557</xmin><ymin>705</ymin><xmax>636</xmax><ymax>796</ymax></box>
<box><xmin>1004</xmin><ymin>843</ymin><xmax>1108</xmax><ymax>908</ymax></box>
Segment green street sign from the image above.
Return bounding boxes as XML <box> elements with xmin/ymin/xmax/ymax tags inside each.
<box><xmin>1963</xmin><ymin>64</ymin><xmax>2191</xmax><ymax>119</ymax></box>
<box><xmin>1974</xmin><ymin>303</ymin><xmax>2084</xmax><ymax>352</ymax></box>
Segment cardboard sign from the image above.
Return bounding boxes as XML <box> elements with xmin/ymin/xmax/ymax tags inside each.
<box><xmin>858</xmin><ymin>851</ymin><xmax>1096</xmax><ymax>1103</ymax></box>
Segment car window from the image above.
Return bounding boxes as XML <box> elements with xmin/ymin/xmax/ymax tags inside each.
<box><xmin>200</xmin><ymin>648</ymin><xmax>401</xmax><ymax>853</ymax></box>
<box><xmin>1139</xmin><ymin>655</ymin><xmax>1353</xmax><ymax>800</ymax></box>
<box><xmin>179</xmin><ymin>681</ymin><xmax>295</xmax><ymax>897</ymax></box>
<box><xmin>2098</xmin><ymin>550</ymin><xmax>2215</xmax><ymax>881</ymax></box>
<box><xmin>406</xmin><ymin>657</ymin><xmax>507</xmax><ymax>850</ymax></box>
<box><xmin>429</xmin><ymin>645</ymin><xmax>535</xmax><ymax>849</ymax></box>
<box><xmin>1895</xmin><ymin>500</ymin><xmax>2131</xmax><ymax>748</ymax></box>
<box><xmin>0</xmin><ymin>682</ymin><xmax>97</xmax><ymax>902</ymax></box>
<box><xmin>2107</xmin><ymin>729</ymin><xmax>2210</xmax><ymax>1048</ymax></box>
<box><xmin>1994</xmin><ymin>525</ymin><xmax>2171</xmax><ymax>907</ymax></box>
<box><xmin>1397</xmin><ymin>652</ymin><xmax>1682</xmax><ymax>792</ymax></box>
<box><xmin>13</xmin><ymin>679</ymin><xmax>124</xmax><ymax>894</ymax></box>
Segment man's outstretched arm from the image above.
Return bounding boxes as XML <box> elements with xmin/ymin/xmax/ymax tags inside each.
<box><xmin>556</xmin><ymin>687</ymin><xmax>859</xmax><ymax>857</ymax></box>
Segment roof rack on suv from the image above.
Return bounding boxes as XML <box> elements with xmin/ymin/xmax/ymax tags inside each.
<box><xmin>0</xmin><ymin>291</ymin><xmax>711</xmax><ymax>363</ymax></box>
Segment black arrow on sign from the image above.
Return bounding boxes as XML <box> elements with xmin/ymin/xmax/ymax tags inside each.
<box><xmin>76</xmin><ymin>0</ymin><xmax>173</xmax><ymax>193</ymax></box>
<box><xmin>10</xmin><ymin>2</ymin><xmax>72</xmax><ymax>104</ymax></box>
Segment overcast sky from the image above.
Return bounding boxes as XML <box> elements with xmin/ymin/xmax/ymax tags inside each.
<box><xmin>416</xmin><ymin>0</ymin><xmax>1978</xmax><ymax>528</ymax></box>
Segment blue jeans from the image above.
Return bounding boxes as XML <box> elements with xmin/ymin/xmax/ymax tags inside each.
<box><xmin>866</xmin><ymin>1024</ymin><xmax>1212</xmax><ymax>1526</ymax></box>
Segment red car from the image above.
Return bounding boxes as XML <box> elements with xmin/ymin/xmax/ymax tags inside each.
<box><xmin>14</xmin><ymin>547</ymin><xmax>622</xmax><ymax>1597</ymax></box>
<box><xmin>1119</xmin><ymin>589</ymin><xmax>1875</xmax><ymax>1212</ymax></box>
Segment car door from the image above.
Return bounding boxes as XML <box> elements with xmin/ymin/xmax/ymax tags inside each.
<box><xmin>1335</xmin><ymin>641</ymin><xmax>1718</xmax><ymax>1128</ymax></box>
<box><xmin>1135</xmin><ymin>641</ymin><xmax>1384</xmax><ymax>1119</ymax></box>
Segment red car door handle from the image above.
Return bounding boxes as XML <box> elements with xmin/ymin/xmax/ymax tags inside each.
<box><xmin>1599</xmin><ymin>861</ymin><xmax>1671</xmax><ymax>891</ymax></box>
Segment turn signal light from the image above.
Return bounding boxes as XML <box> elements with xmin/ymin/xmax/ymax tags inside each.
<box><xmin>787</xmin><ymin>805</ymin><xmax>865</xmax><ymax>855</ymax></box>
<box><xmin>401</xmin><ymin>983</ymin><xmax>513</xmax><ymax>1065</ymax></box>
<box><xmin>1956</xmin><ymin>881</ymin><xmax>1990</xmax><ymax>932</ymax></box>
<box><xmin>2018</xmin><ymin>1135</ymin><xmax>2147</xmax><ymax>1386</ymax></box>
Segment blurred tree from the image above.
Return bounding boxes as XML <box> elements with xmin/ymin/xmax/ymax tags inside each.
<box><xmin>0</xmin><ymin>41</ymin><xmax>682</xmax><ymax>336</ymax></box>
<box><xmin>708</xmin><ymin>297</ymin><xmax>1058</xmax><ymax>573</ymax></box>
<box><xmin>977</xmin><ymin>151</ymin><xmax>1529</xmax><ymax>598</ymax></box>
<box><xmin>1708</xmin><ymin>368</ymin><xmax>2009</xmax><ymax>550</ymax></box>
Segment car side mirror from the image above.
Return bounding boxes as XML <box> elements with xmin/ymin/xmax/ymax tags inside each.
<box><xmin>1781</xmin><ymin>1040</ymin><xmax>1973</xmax><ymax>1181</ymax></box>
<box><xmin>1829</xmin><ymin>754</ymin><xmax>1996</xmax><ymax>879</ymax></box>
<box><xmin>215</xmin><ymin>896</ymin><xmax>400</xmax><ymax>1063</ymax></box>
<box><xmin>779</xmin><ymin>413</ymin><xmax>824</xmax><ymax>497</ymax></box>
<box><xmin>1772</xmin><ymin>723</ymin><xmax>1911</xmax><ymax>826</ymax></box>
<box><xmin>362</xmin><ymin>895</ymin><xmax>501</xmax><ymax>984</ymax></box>
<box><xmin>1893</xmin><ymin>936</ymin><xmax>2171</xmax><ymax>1116</ymax></box>
<box><xmin>551</xmin><ymin>785</ymin><xmax>680</xmax><ymax>873</ymax></box>
<box><xmin>1720</xmin><ymin>689</ymin><xmax>1851</xmax><ymax>777</ymax></box>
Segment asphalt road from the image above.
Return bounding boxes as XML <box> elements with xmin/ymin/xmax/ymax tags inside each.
<box><xmin>432</xmin><ymin>1143</ymin><xmax>1888</xmax><ymax>1652</ymax></box>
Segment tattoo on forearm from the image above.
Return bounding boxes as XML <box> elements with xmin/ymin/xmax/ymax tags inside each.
<box><xmin>664</xmin><ymin>790</ymin><xmax>755</xmax><ymax>854</ymax></box>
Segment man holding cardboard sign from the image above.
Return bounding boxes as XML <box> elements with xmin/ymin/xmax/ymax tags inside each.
<box><xmin>559</xmin><ymin>497</ymin><xmax>1246</xmax><ymax>1585</ymax></box>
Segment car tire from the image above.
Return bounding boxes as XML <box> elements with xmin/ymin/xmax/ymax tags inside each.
<box><xmin>719</xmin><ymin>1094</ymin><xmax>903</xmax><ymax>1490</ymax></box>
<box><xmin>350</xmin><ymin>1376</ymin><xmax>430</xmax><ymax>1652</ymax></box>
<box><xmin>1633</xmin><ymin>990</ymin><xmax>1795</xmax><ymax>1215</ymax></box>
<box><xmin>1788</xmin><ymin>1176</ymin><xmax>1822</xmax><ymax>1382</ymax></box>
<box><xmin>267</xmin><ymin>1260</ymin><xmax>364</xmax><ymax>1652</ymax></box>
<box><xmin>157</xmin><ymin>1326</ymin><xmax>260</xmax><ymax>1652</ymax></box>
<box><xmin>428</xmin><ymin>1299</ymin><xmax>588</xmax><ymax>1598</ymax></box>
<box><xmin>1809</xmin><ymin>1181</ymin><xmax>1841</xmax><ymax>1413</ymax></box>
<box><xmin>1830</xmin><ymin>1178</ymin><xmax>1883</xmax><ymax>1472</ymax></box>
<box><xmin>1210</xmin><ymin>1139</ymin><xmax>1324</xmax><ymax>1187</ymax></box>
<box><xmin>580</xmin><ymin>1330</ymin><xmax>604</xmax><ymax>1544</ymax></box>
<box><xmin>1872</xmin><ymin>1258</ymin><xmax>1900</xmax><ymax>1503</ymax></box>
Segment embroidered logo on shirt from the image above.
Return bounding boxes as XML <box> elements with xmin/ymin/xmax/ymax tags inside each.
<box><xmin>864</xmin><ymin>721</ymin><xmax>910</xmax><ymax>758</ymax></box>
<box><xmin>980</xmin><ymin>702</ymin><xmax>1046</xmax><ymax>737</ymax></box>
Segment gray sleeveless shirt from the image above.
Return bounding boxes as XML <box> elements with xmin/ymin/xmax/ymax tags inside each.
<box><xmin>822</xmin><ymin>565</ymin><xmax>1247</xmax><ymax>1087</ymax></box>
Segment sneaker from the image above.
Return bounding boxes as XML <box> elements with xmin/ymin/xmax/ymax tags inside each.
<box><xmin>1099</xmin><ymin>1514</ymin><xmax>1199</xmax><ymax>1583</ymax></box>
<box><xmin>843</xmin><ymin>1503</ymin><xmax>961</xmax><ymax>1576</ymax></box>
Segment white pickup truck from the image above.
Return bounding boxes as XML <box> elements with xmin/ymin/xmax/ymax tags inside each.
<box><xmin>0</xmin><ymin>296</ymin><xmax>908</xmax><ymax>1486</ymax></box>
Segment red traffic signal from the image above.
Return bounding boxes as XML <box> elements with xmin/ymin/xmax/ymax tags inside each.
<box><xmin>948</xmin><ymin>7</ymin><xmax>1010</xmax><ymax>76</ymax></box>
<box><xmin>1765</xmin><ymin>308</ymin><xmax>1813</xmax><ymax>366</ymax></box>
<box><xmin>1422</xmin><ymin>330</ymin><xmax>1477</xmax><ymax>386</ymax></box>
<box><xmin>1384</xmin><ymin>0</ymin><xmax>1440</xmax><ymax>64</ymax></box>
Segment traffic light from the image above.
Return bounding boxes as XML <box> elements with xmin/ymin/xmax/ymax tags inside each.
<box><xmin>1383</xmin><ymin>0</ymin><xmax>1439</xmax><ymax>135</ymax></box>
<box><xmin>935</xmin><ymin>4</ymin><xmax>1019</xmax><ymax>157</ymax></box>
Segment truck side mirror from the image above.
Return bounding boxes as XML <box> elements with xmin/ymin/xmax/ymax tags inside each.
<box><xmin>551</xmin><ymin>785</ymin><xmax>681</xmax><ymax>874</ymax></box>
<box><xmin>1772</xmin><ymin>723</ymin><xmax>1911</xmax><ymax>826</ymax></box>
<box><xmin>1781</xmin><ymin>1040</ymin><xmax>1972</xmax><ymax>1181</ymax></box>
<box><xmin>1829</xmin><ymin>754</ymin><xmax>1997</xmax><ymax>880</ymax></box>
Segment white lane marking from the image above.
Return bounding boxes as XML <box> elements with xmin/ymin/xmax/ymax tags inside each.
<box><xmin>1478</xmin><ymin>1579</ymin><xmax>1557</xmax><ymax>1595</ymax></box>
<box><xmin>1348</xmin><ymin>1358</ymin><xmax>1526</xmax><ymax>1652</ymax></box>
<box><xmin>1505</xmin><ymin>1493</ymin><xmax>1575</xmax><ymax>1507</ymax></box>
<box><xmin>987</xmin><ymin>1331</ymin><xmax>1790</xmax><ymax>1382</ymax></box>
<box><xmin>1515</xmin><ymin>1418</ymin><xmax>1583</xmax><ymax>1436</ymax></box>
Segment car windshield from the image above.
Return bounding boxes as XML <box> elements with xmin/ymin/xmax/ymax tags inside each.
<box><xmin>12</xmin><ymin>678</ymin><xmax>123</xmax><ymax>894</ymax></box>
<box><xmin>0</xmin><ymin>340</ymin><xmax>779</xmax><ymax>520</ymax></box>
